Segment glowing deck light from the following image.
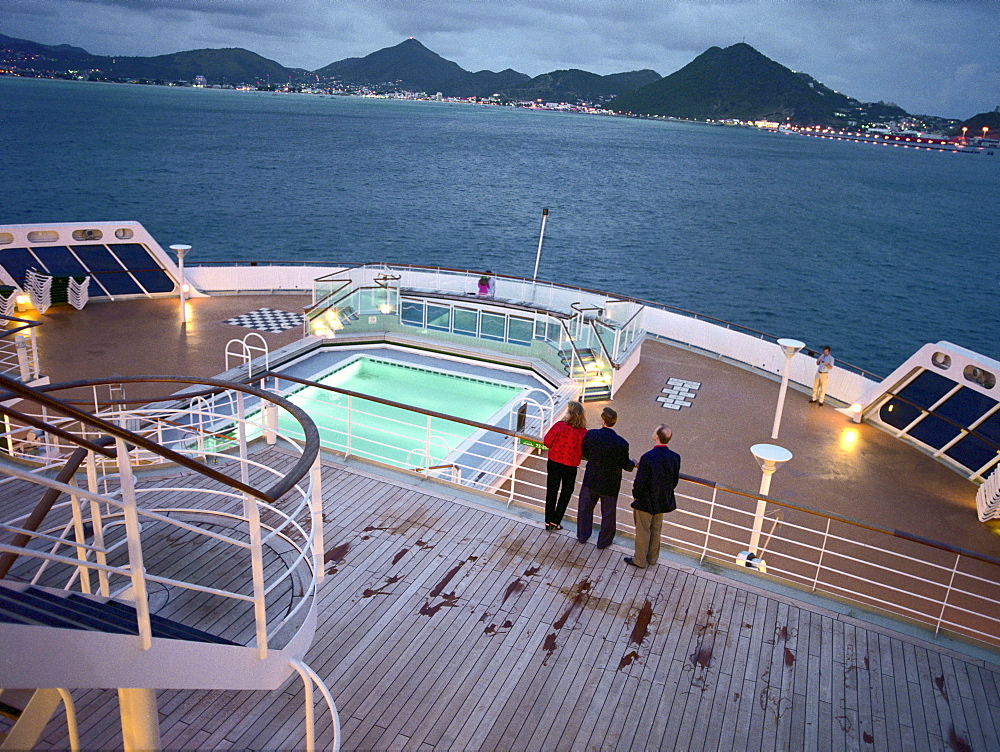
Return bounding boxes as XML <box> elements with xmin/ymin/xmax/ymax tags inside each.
<box><xmin>840</xmin><ymin>428</ymin><xmax>859</xmax><ymax>451</ymax></box>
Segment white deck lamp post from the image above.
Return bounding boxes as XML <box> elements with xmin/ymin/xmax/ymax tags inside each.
<box><xmin>170</xmin><ymin>244</ymin><xmax>191</xmax><ymax>325</ymax></box>
<box><xmin>771</xmin><ymin>338</ymin><xmax>804</xmax><ymax>439</ymax></box>
<box><xmin>738</xmin><ymin>443</ymin><xmax>792</xmax><ymax>572</ymax></box>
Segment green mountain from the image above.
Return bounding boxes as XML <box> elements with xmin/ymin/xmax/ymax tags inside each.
<box><xmin>610</xmin><ymin>43</ymin><xmax>906</xmax><ymax>126</ymax></box>
<box><xmin>0</xmin><ymin>34</ymin><xmax>299</xmax><ymax>84</ymax></box>
<box><xmin>316</xmin><ymin>38</ymin><xmax>530</xmax><ymax>97</ymax></box>
<box><xmin>104</xmin><ymin>48</ymin><xmax>300</xmax><ymax>85</ymax></box>
<box><xmin>498</xmin><ymin>68</ymin><xmax>661</xmax><ymax>103</ymax></box>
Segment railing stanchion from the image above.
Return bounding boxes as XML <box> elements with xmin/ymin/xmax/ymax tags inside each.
<box><xmin>15</xmin><ymin>334</ymin><xmax>30</xmax><ymax>381</ymax></box>
<box><xmin>812</xmin><ymin>518</ymin><xmax>832</xmax><ymax>592</ymax></box>
<box><xmin>700</xmin><ymin>486</ymin><xmax>718</xmax><ymax>564</ymax></box>
<box><xmin>244</xmin><ymin>491</ymin><xmax>269</xmax><ymax>659</ymax></box>
<box><xmin>68</xmin><ymin>479</ymin><xmax>92</xmax><ymax>594</ymax></box>
<box><xmin>935</xmin><ymin>553</ymin><xmax>962</xmax><ymax>635</ymax></box>
<box><xmin>345</xmin><ymin>396</ymin><xmax>353</xmax><ymax>457</ymax></box>
<box><xmin>86</xmin><ymin>449</ymin><xmax>110</xmax><ymax>597</ymax></box>
<box><xmin>311</xmin><ymin>455</ymin><xmax>325</xmax><ymax>584</ymax></box>
<box><xmin>115</xmin><ymin>437</ymin><xmax>152</xmax><ymax>650</ymax></box>
<box><xmin>237</xmin><ymin>392</ymin><xmax>249</xmax><ymax>485</ymax></box>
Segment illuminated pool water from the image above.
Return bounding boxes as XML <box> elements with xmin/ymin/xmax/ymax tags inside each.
<box><xmin>275</xmin><ymin>356</ymin><xmax>523</xmax><ymax>469</ymax></box>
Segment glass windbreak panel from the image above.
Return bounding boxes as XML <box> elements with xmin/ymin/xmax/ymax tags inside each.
<box><xmin>508</xmin><ymin>316</ymin><xmax>533</xmax><ymax>345</ymax></box>
<box><xmin>480</xmin><ymin>312</ymin><xmax>506</xmax><ymax>341</ymax></box>
<box><xmin>907</xmin><ymin>414</ymin><xmax>962</xmax><ymax>450</ymax></box>
<box><xmin>896</xmin><ymin>370</ymin><xmax>955</xmax><ymax>410</ymax></box>
<box><xmin>71</xmin><ymin>245</ymin><xmax>125</xmax><ymax>272</ymax></box>
<box><xmin>879</xmin><ymin>398</ymin><xmax>921</xmax><ymax>430</ymax></box>
<box><xmin>546</xmin><ymin>320</ymin><xmax>563</xmax><ymax>345</ymax></box>
<box><xmin>935</xmin><ymin>388</ymin><xmax>997</xmax><ymax>429</ymax></box>
<box><xmin>93</xmin><ymin>272</ymin><xmax>143</xmax><ymax>295</ymax></box>
<box><xmin>130</xmin><ymin>270</ymin><xmax>174</xmax><ymax>293</ymax></box>
<box><xmin>0</xmin><ymin>248</ymin><xmax>41</xmax><ymax>284</ymax></box>
<box><xmin>107</xmin><ymin>243</ymin><xmax>159</xmax><ymax>270</ymax></box>
<box><xmin>453</xmin><ymin>307</ymin><xmax>478</xmax><ymax>336</ymax></box>
<box><xmin>401</xmin><ymin>301</ymin><xmax>424</xmax><ymax>327</ymax></box>
<box><xmin>426</xmin><ymin>304</ymin><xmax>451</xmax><ymax>332</ymax></box>
<box><xmin>944</xmin><ymin>434</ymin><xmax>998</xmax><ymax>473</ymax></box>
<box><xmin>31</xmin><ymin>246</ymin><xmax>88</xmax><ymax>276</ymax></box>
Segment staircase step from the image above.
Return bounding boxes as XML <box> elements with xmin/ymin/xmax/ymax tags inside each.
<box><xmin>95</xmin><ymin>598</ymin><xmax>239</xmax><ymax>645</ymax></box>
<box><xmin>0</xmin><ymin>588</ymin><xmax>93</xmax><ymax>633</ymax></box>
<box><xmin>22</xmin><ymin>587</ymin><xmax>138</xmax><ymax>635</ymax></box>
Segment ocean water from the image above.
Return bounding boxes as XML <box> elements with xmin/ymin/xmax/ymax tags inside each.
<box><xmin>3</xmin><ymin>76</ymin><xmax>998</xmax><ymax>374</ymax></box>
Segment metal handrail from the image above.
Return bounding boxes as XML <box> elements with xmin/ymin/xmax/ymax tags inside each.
<box><xmin>0</xmin><ymin>374</ymin><xmax>320</xmax><ymax>503</ymax></box>
<box><xmin>319</xmin><ymin>262</ymin><xmax>885</xmax><ymax>380</ymax></box>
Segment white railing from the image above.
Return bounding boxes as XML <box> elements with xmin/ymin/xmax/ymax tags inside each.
<box><xmin>0</xmin><ymin>316</ymin><xmax>42</xmax><ymax>383</ymax></box>
<box><xmin>0</xmin><ymin>378</ymin><xmax>324</xmax><ymax>659</ymax></box>
<box><xmin>310</xmin><ymin>263</ymin><xmax>880</xmax><ymax>405</ymax></box>
<box><xmin>492</xmin><ymin>455</ymin><xmax>1000</xmax><ymax>650</ymax></box>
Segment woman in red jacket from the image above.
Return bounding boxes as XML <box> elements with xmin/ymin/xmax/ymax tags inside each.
<box><xmin>543</xmin><ymin>400</ymin><xmax>587</xmax><ymax>530</ymax></box>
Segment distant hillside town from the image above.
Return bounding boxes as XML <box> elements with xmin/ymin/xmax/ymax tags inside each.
<box><xmin>3</xmin><ymin>32</ymin><xmax>995</xmax><ymax>138</ymax></box>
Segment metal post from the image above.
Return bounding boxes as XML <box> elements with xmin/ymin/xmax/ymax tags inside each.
<box><xmin>739</xmin><ymin>444</ymin><xmax>792</xmax><ymax>571</ymax></box>
<box><xmin>236</xmin><ymin>392</ymin><xmax>249</xmax><ymax>485</ymax></box>
<box><xmin>170</xmin><ymin>244</ymin><xmax>191</xmax><ymax>326</ymax></box>
<box><xmin>311</xmin><ymin>455</ymin><xmax>325</xmax><ymax>584</ymax></box>
<box><xmin>530</xmin><ymin>208</ymin><xmax>549</xmax><ymax>302</ymax></box>
<box><xmin>115</xmin><ymin>437</ymin><xmax>152</xmax><ymax>650</ymax></box>
<box><xmin>244</xmin><ymin>491</ymin><xmax>269</xmax><ymax>659</ymax></box>
<box><xmin>771</xmin><ymin>339</ymin><xmax>804</xmax><ymax>439</ymax></box>
<box><xmin>118</xmin><ymin>688</ymin><xmax>161</xmax><ymax>752</ymax></box>
<box><xmin>812</xmin><ymin>518</ymin><xmax>831</xmax><ymax>592</ymax></box>
<box><xmin>15</xmin><ymin>334</ymin><xmax>31</xmax><ymax>381</ymax></box>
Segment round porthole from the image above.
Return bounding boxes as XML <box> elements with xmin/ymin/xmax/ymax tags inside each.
<box><xmin>931</xmin><ymin>352</ymin><xmax>951</xmax><ymax>369</ymax></box>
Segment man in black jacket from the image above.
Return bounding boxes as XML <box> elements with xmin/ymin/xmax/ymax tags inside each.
<box><xmin>576</xmin><ymin>407</ymin><xmax>635</xmax><ymax>548</ymax></box>
<box><xmin>625</xmin><ymin>425</ymin><xmax>680</xmax><ymax>569</ymax></box>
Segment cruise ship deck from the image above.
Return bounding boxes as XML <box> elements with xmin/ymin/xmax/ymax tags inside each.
<box><xmin>11</xmin><ymin>448</ymin><xmax>1000</xmax><ymax>751</ymax></box>
<box><xmin>1</xmin><ymin>243</ymin><xmax>998</xmax><ymax>751</ymax></box>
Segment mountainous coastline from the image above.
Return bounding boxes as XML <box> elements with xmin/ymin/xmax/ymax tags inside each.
<box><xmin>0</xmin><ymin>32</ymin><xmax>981</xmax><ymax>127</ymax></box>
<box><xmin>610</xmin><ymin>43</ymin><xmax>909</xmax><ymax>126</ymax></box>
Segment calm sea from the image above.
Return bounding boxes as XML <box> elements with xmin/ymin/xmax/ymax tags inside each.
<box><xmin>3</xmin><ymin>76</ymin><xmax>998</xmax><ymax>374</ymax></box>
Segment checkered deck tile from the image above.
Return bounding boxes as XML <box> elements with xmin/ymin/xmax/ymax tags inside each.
<box><xmin>224</xmin><ymin>307</ymin><xmax>305</xmax><ymax>334</ymax></box>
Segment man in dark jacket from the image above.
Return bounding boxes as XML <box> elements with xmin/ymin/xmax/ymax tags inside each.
<box><xmin>577</xmin><ymin>407</ymin><xmax>635</xmax><ymax>548</ymax></box>
<box><xmin>625</xmin><ymin>425</ymin><xmax>680</xmax><ymax>569</ymax></box>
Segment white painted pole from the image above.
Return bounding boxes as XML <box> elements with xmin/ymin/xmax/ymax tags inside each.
<box><xmin>170</xmin><ymin>244</ymin><xmax>191</xmax><ymax>326</ymax></box>
<box><xmin>747</xmin><ymin>444</ymin><xmax>792</xmax><ymax>556</ymax></box>
<box><xmin>531</xmin><ymin>208</ymin><xmax>549</xmax><ymax>301</ymax></box>
<box><xmin>771</xmin><ymin>339</ymin><xmax>804</xmax><ymax>440</ymax></box>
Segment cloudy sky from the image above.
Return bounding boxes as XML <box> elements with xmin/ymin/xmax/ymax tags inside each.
<box><xmin>6</xmin><ymin>0</ymin><xmax>998</xmax><ymax>118</ymax></box>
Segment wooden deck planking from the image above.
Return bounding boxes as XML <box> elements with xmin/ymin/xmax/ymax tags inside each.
<box><xmin>13</xmin><ymin>453</ymin><xmax>1000</xmax><ymax>751</ymax></box>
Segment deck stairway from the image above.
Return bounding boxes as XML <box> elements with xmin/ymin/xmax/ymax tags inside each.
<box><xmin>558</xmin><ymin>347</ymin><xmax>612</xmax><ymax>401</ymax></box>
<box><xmin>0</xmin><ymin>373</ymin><xmax>339</xmax><ymax>750</ymax></box>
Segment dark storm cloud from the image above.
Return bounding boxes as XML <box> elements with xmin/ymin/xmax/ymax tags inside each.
<box><xmin>5</xmin><ymin>0</ymin><xmax>998</xmax><ymax>117</ymax></box>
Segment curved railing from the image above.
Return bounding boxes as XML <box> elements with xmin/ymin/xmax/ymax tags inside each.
<box><xmin>0</xmin><ymin>373</ymin><xmax>323</xmax><ymax>658</ymax></box>
<box><xmin>0</xmin><ymin>313</ymin><xmax>42</xmax><ymax>382</ymax></box>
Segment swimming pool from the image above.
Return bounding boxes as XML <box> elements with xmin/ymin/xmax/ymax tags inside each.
<box><xmin>271</xmin><ymin>355</ymin><xmax>528</xmax><ymax>470</ymax></box>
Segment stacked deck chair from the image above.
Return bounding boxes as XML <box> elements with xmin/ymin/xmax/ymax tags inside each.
<box><xmin>0</xmin><ymin>286</ymin><xmax>16</xmax><ymax>318</ymax></box>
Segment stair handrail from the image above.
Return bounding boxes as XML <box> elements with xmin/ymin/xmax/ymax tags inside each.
<box><xmin>0</xmin><ymin>374</ymin><xmax>320</xmax><ymax>504</ymax></box>
<box><xmin>558</xmin><ymin>319</ymin><xmax>602</xmax><ymax>394</ymax></box>
<box><xmin>0</xmin><ymin>437</ymin><xmax>113</xmax><ymax>579</ymax></box>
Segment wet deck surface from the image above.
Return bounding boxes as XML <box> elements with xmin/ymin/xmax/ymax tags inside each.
<box><xmin>32</xmin><ymin>457</ymin><xmax>1000</xmax><ymax>752</ymax></box>
<box><xmin>19</xmin><ymin>295</ymin><xmax>999</xmax><ymax>557</ymax></box>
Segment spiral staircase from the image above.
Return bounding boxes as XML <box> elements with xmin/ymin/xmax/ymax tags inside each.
<box><xmin>0</xmin><ymin>373</ymin><xmax>339</xmax><ymax>751</ymax></box>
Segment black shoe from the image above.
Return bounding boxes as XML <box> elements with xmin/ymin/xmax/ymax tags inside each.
<box><xmin>624</xmin><ymin>556</ymin><xmax>642</xmax><ymax>568</ymax></box>
<box><xmin>809</xmin><ymin>399</ymin><xmax>817</xmax><ymax>403</ymax></box>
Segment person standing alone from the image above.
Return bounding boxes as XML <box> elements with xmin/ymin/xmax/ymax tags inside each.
<box><xmin>577</xmin><ymin>407</ymin><xmax>635</xmax><ymax>549</ymax></box>
<box><xmin>542</xmin><ymin>401</ymin><xmax>587</xmax><ymax>531</ymax></box>
<box><xmin>625</xmin><ymin>425</ymin><xmax>680</xmax><ymax>569</ymax></box>
<box><xmin>811</xmin><ymin>345</ymin><xmax>834</xmax><ymax>405</ymax></box>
